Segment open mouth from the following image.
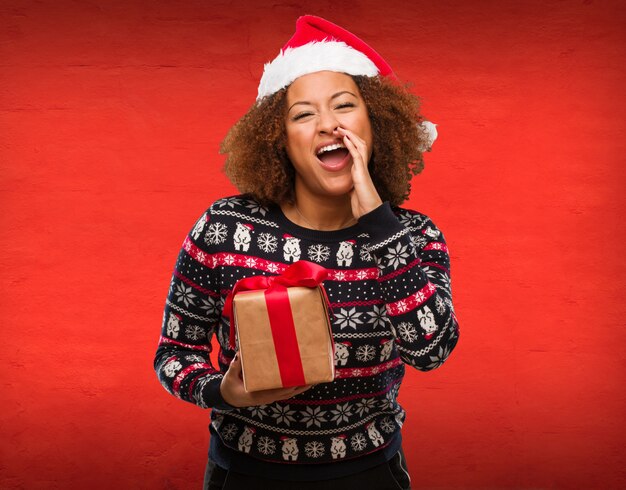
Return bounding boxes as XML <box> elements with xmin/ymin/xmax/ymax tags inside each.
<box><xmin>316</xmin><ymin>144</ymin><xmax>350</xmax><ymax>170</ymax></box>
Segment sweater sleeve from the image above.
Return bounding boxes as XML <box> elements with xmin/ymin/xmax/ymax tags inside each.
<box><xmin>153</xmin><ymin>209</ymin><xmax>234</xmax><ymax>410</ymax></box>
<box><xmin>359</xmin><ymin>202</ymin><xmax>460</xmax><ymax>371</ymax></box>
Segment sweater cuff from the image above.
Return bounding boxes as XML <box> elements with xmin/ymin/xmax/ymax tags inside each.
<box><xmin>206</xmin><ymin>376</ymin><xmax>236</xmax><ymax>411</ymax></box>
<box><xmin>358</xmin><ymin>202</ymin><xmax>405</xmax><ymax>249</ymax></box>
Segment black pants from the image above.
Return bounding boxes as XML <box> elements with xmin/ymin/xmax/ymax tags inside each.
<box><xmin>203</xmin><ymin>448</ymin><xmax>411</xmax><ymax>490</ymax></box>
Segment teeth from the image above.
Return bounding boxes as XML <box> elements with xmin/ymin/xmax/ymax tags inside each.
<box><xmin>317</xmin><ymin>143</ymin><xmax>346</xmax><ymax>156</ymax></box>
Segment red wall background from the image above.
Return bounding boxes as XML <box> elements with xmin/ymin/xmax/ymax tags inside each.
<box><xmin>1</xmin><ymin>1</ymin><xmax>624</xmax><ymax>488</ymax></box>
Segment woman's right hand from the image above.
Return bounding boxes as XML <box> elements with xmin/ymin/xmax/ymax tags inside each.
<box><xmin>220</xmin><ymin>353</ymin><xmax>313</xmax><ymax>408</ymax></box>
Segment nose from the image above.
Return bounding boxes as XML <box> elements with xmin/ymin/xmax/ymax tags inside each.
<box><xmin>317</xmin><ymin>109</ymin><xmax>339</xmax><ymax>135</ymax></box>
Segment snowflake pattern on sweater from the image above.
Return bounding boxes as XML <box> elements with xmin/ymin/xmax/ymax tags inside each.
<box><xmin>154</xmin><ymin>195</ymin><xmax>460</xmax><ymax>465</ymax></box>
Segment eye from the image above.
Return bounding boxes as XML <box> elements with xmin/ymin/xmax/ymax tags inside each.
<box><xmin>292</xmin><ymin>111</ymin><xmax>314</xmax><ymax>121</ymax></box>
<box><xmin>335</xmin><ymin>102</ymin><xmax>355</xmax><ymax>110</ymax></box>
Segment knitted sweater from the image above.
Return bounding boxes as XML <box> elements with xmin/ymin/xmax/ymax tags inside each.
<box><xmin>154</xmin><ymin>194</ymin><xmax>460</xmax><ymax>471</ymax></box>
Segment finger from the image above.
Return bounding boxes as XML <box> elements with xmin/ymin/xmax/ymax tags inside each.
<box><xmin>255</xmin><ymin>386</ymin><xmax>300</xmax><ymax>399</ymax></box>
<box><xmin>336</xmin><ymin>126</ymin><xmax>365</xmax><ymax>145</ymax></box>
<box><xmin>342</xmin><ymin>134</ymin><xmax>366</xmax><ymax>169</ymax></box>
<box><xmin>231</xmin><ymin>352</ymin><xmax>240</xmax><ymax>366</ymax></box>
<box><xmin>337</xmin><ymin>127</ymin><xmax>367</xmax><ymax>157</ymax></box>
<box><xmin>292</xmin><ymin>384</ymin><xmax>314</xmax><ymax>396</ymax></box>
<box><xmin>339</xmin><ymin>129</ymin><xmax>363</xmax><ymax>154</ymax></box>
<box><xmin>229</xmin><ymin>353</ymin><xmax>243</xmax><ymax>378</ymax></box>
<box><xmin>338</xmin><ymin>130</ymin><xmax>368</xmax><ymax>170</ymax></box>
<box><xmin>270</xmin><ymin>384</ymin><xmax>313</xmax><ymax>400</ymax></box>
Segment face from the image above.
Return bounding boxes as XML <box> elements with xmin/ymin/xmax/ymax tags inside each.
<box><xmin>285</xmin><ymin>71</ymin><xmax>373</xmax><ymax>200</ymax></box>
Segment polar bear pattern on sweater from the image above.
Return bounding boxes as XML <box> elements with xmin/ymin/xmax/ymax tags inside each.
<box><xmin>334</xmin><ymin>341</ymin><xmax>351</xmax><ymax>366</ymax></box>
<box><xmin>191</xmin><ymin>213</ymin><xmax>207</xmax><ymax>240</ymax></box>
<box><xmin>366</xmin><ymin>422</ymin><xmax>384</xmax><ymax>447</ymax></box>
<box><xmin>379</xmin><ymin>338</ymin><xmax>394</xmax><ymax>362</ymax></box>
<box><xmin>233</xmin><ymin>223</ymin><xmax>253</xmax><ymax>252</ymax></box>
<box><xmin>280</xmin><ymin>436</ymin><xmax>299</xmax><ymax>461</ymax></box>
<box><xmin>336</xmin><ymin>240</ymin><xmax>356</xmax><ymax>266</ymax></box>
<box><xmin>423</xmin><ymin>226</ymin><xmax>440</xmax><ymax>239</ymax></box>
<box><xmin>417</xmin><ymin>305</ymin><xmax>438</xmax><ymax>340</ymax></box>
<box><xmin>330</xmin><ymin>435</ymin><xmax>347</xmax><ymax>459</ymax></box>
<box><xmin>238</xmin><ymin>426</ymin><xmax>255</xmax><ymax>453</ymax></box>
<box><xmin>282</xmin><ymin>234</ymin><xmax>301</xmax><ymax>262</ymax></box>
<box><xmin>162</xmin><ymin>358</ymin><xmax>182</xmax><ymax>378</ymax></box>
<box><xmin>166</xmin><ymin>313</ymin><xmax>181</xmax><ymax>339</ymax></box>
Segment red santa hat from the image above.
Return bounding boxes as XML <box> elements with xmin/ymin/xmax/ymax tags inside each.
<box><xmin>256</xmin><ymin>15</ymin><xmax>438</xmax><ymax>151</ymax></box>
<box><xmin>257</xmin><ymin>15</ymin><xmax>395</xmax><ymax>101</ymax></box>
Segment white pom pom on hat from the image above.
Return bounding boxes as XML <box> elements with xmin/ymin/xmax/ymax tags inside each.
<box><xmin>257</xmin><ymin>15</ymin><xmax>438</xmax><ymax>150</ymax></box>
<box><xmin>418</xmin><ymin>121</ymin><xmax>438</xmax><ymax>152</ymax></box>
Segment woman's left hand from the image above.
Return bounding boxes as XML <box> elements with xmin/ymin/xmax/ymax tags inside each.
<box><xmin>335</xmin><ymin>127</ymin><xmax>383</xmax><ymax>219</ymax></box>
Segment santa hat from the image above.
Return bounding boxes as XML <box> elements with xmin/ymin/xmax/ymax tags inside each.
<box><xmin>257</xmin><ymin>15</ymin><xmax>395</xmax><ymax>101</ymax></box>
<box><xmin>257</xmin><ymin>15</ymin><xmax>438</xmax><ymax>150</ymax></box>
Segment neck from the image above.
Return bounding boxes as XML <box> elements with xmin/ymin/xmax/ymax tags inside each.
<box><xmin>286</xmin><ymin>187</ymin><xmax>356</xmax><ymax>231</ymax></box>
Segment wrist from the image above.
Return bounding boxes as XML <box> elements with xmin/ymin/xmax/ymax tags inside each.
<box><xmin>218</xmin><ymin>378</ymin><xmax>239</xmax><ymax>409</ymax></box>
<box><xmin>362</xmin><ymin>199</ymin><xmax>383</xmax><ymax>215</ymax></box>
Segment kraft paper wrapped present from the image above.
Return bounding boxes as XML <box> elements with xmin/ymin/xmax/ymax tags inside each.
<box><xmin>225</xmin><ymin>261</ymin><xmax>335</xmax><ymax>392</ymax></box>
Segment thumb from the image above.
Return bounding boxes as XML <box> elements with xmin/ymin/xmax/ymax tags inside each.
<box><xmin>229</xmin><ymin>352</ymin><xmax>243</xmax><ymax>378</ymax></box>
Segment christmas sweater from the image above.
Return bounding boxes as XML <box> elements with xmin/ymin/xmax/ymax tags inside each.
<box><xmin>154</xmin><ymin>194</ymin><xmax>460</xmax><ymax>467</ymax></box>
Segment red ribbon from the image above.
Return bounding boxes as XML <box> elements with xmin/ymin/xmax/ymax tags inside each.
<box><xmin>224</xmin><ymin>261</ymin><xmax>331</xmax><ymax>388</ymax></box>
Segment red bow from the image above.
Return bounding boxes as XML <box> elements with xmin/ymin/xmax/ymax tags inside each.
<box><xmin>224</xmin><ymin>260</ymin><xmax>330</xmax><ymax>351</ymax></box>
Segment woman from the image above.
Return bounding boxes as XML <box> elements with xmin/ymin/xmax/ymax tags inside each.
<box><xmin>154</xmin><ymin>15</ymin><xmax>460</xmax><ymax>489</ymax></box>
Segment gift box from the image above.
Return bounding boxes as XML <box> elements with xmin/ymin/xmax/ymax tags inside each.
<box><xmin>225</xmin><ymin>261</ymin><xmax>335</xmax><ymax>392</ymax></box>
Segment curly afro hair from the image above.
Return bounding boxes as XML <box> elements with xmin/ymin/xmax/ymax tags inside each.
<box><xmin>221</xmin><ymin>75</ymin><xmax>429</xmax><ymax>206</ymax></box>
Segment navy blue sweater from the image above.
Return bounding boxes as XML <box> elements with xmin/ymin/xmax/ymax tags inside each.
<box><xmin>154</xmin><ymin>195</ymin><xmax>460</xmax><ymax>479</ymax></box>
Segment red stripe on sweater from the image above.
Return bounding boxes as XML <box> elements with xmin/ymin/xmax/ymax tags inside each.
<box><xmin>335</xmin><ymin>357</ymin><xmax>402</xmax><ymax>378</ymax></box>
<box><xmin>421</xmin><ymin>261</ymin><xmax>450</xmax><ymax>273</ymax></box>
<box><xmin>173</xmin><ymin>363</ymin><xmax>215</xmax><ymax>394</ymax></box>
<box><xmin>183</xmin><ymin>237</ymin><xmax>378</xmax><ymax>281</ymax></box>
<box><xmin>384</xmin><ymin>282</ymin><xmax>436</xmax><ymax>316</ymax></box>
<box><xmin>159</xmin><ymin>335</ymin><xmax>211</xmax><ymax>352</ymax></box>
<box><xmin>188</xmin><ymin>369</ymin><xmax>216</xmax><ymax>398</ymax></box>
<box><xmin>330</xmin><ymin>299</ymin><xmax>385</xmax><ymax>308</ymax></box>
<box><xmin>183</xmin><ymin>239</ymin><xmax>287</xmax><ymax>274</ymax></box>
<box><xmin>327</xmin><ymin>268</ymin><xmax>379</xmax><ymax>281</ymax></box>
<box><xmin>173</xmin><ymin>269</ymin><xmax>220</xmax><ymax>298</ymax></box>
<box><xmin>378</xmin><ymin>258</ymin><xmax>421</xmax><ymax>282</ymax></box>
<box><xmin>423</xmin><ymin>242</ymin><xmax>448</xmax><ymax>252</ymax></box>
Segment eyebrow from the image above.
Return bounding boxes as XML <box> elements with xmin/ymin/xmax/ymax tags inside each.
<box><xmin>287</xmin><ymin>91</ymin><xmax>357</xmax><ymax>113</ymax></box>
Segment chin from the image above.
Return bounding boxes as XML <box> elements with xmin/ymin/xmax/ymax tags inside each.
<box><xmin>318</xmin><ymin>181</ymin><xmax>354</xmax><ymax>198</ymax></box>
<box><xmin>320</xmin><ymin>186</ymin><xmax>352</xmax><ymax>197</ymax></box>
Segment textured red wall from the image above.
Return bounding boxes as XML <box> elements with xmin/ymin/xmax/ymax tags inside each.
<box><xmin>1</xmin><ymin>1</ymin><xmax>624</xmax><ymax>488</ymax></box>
